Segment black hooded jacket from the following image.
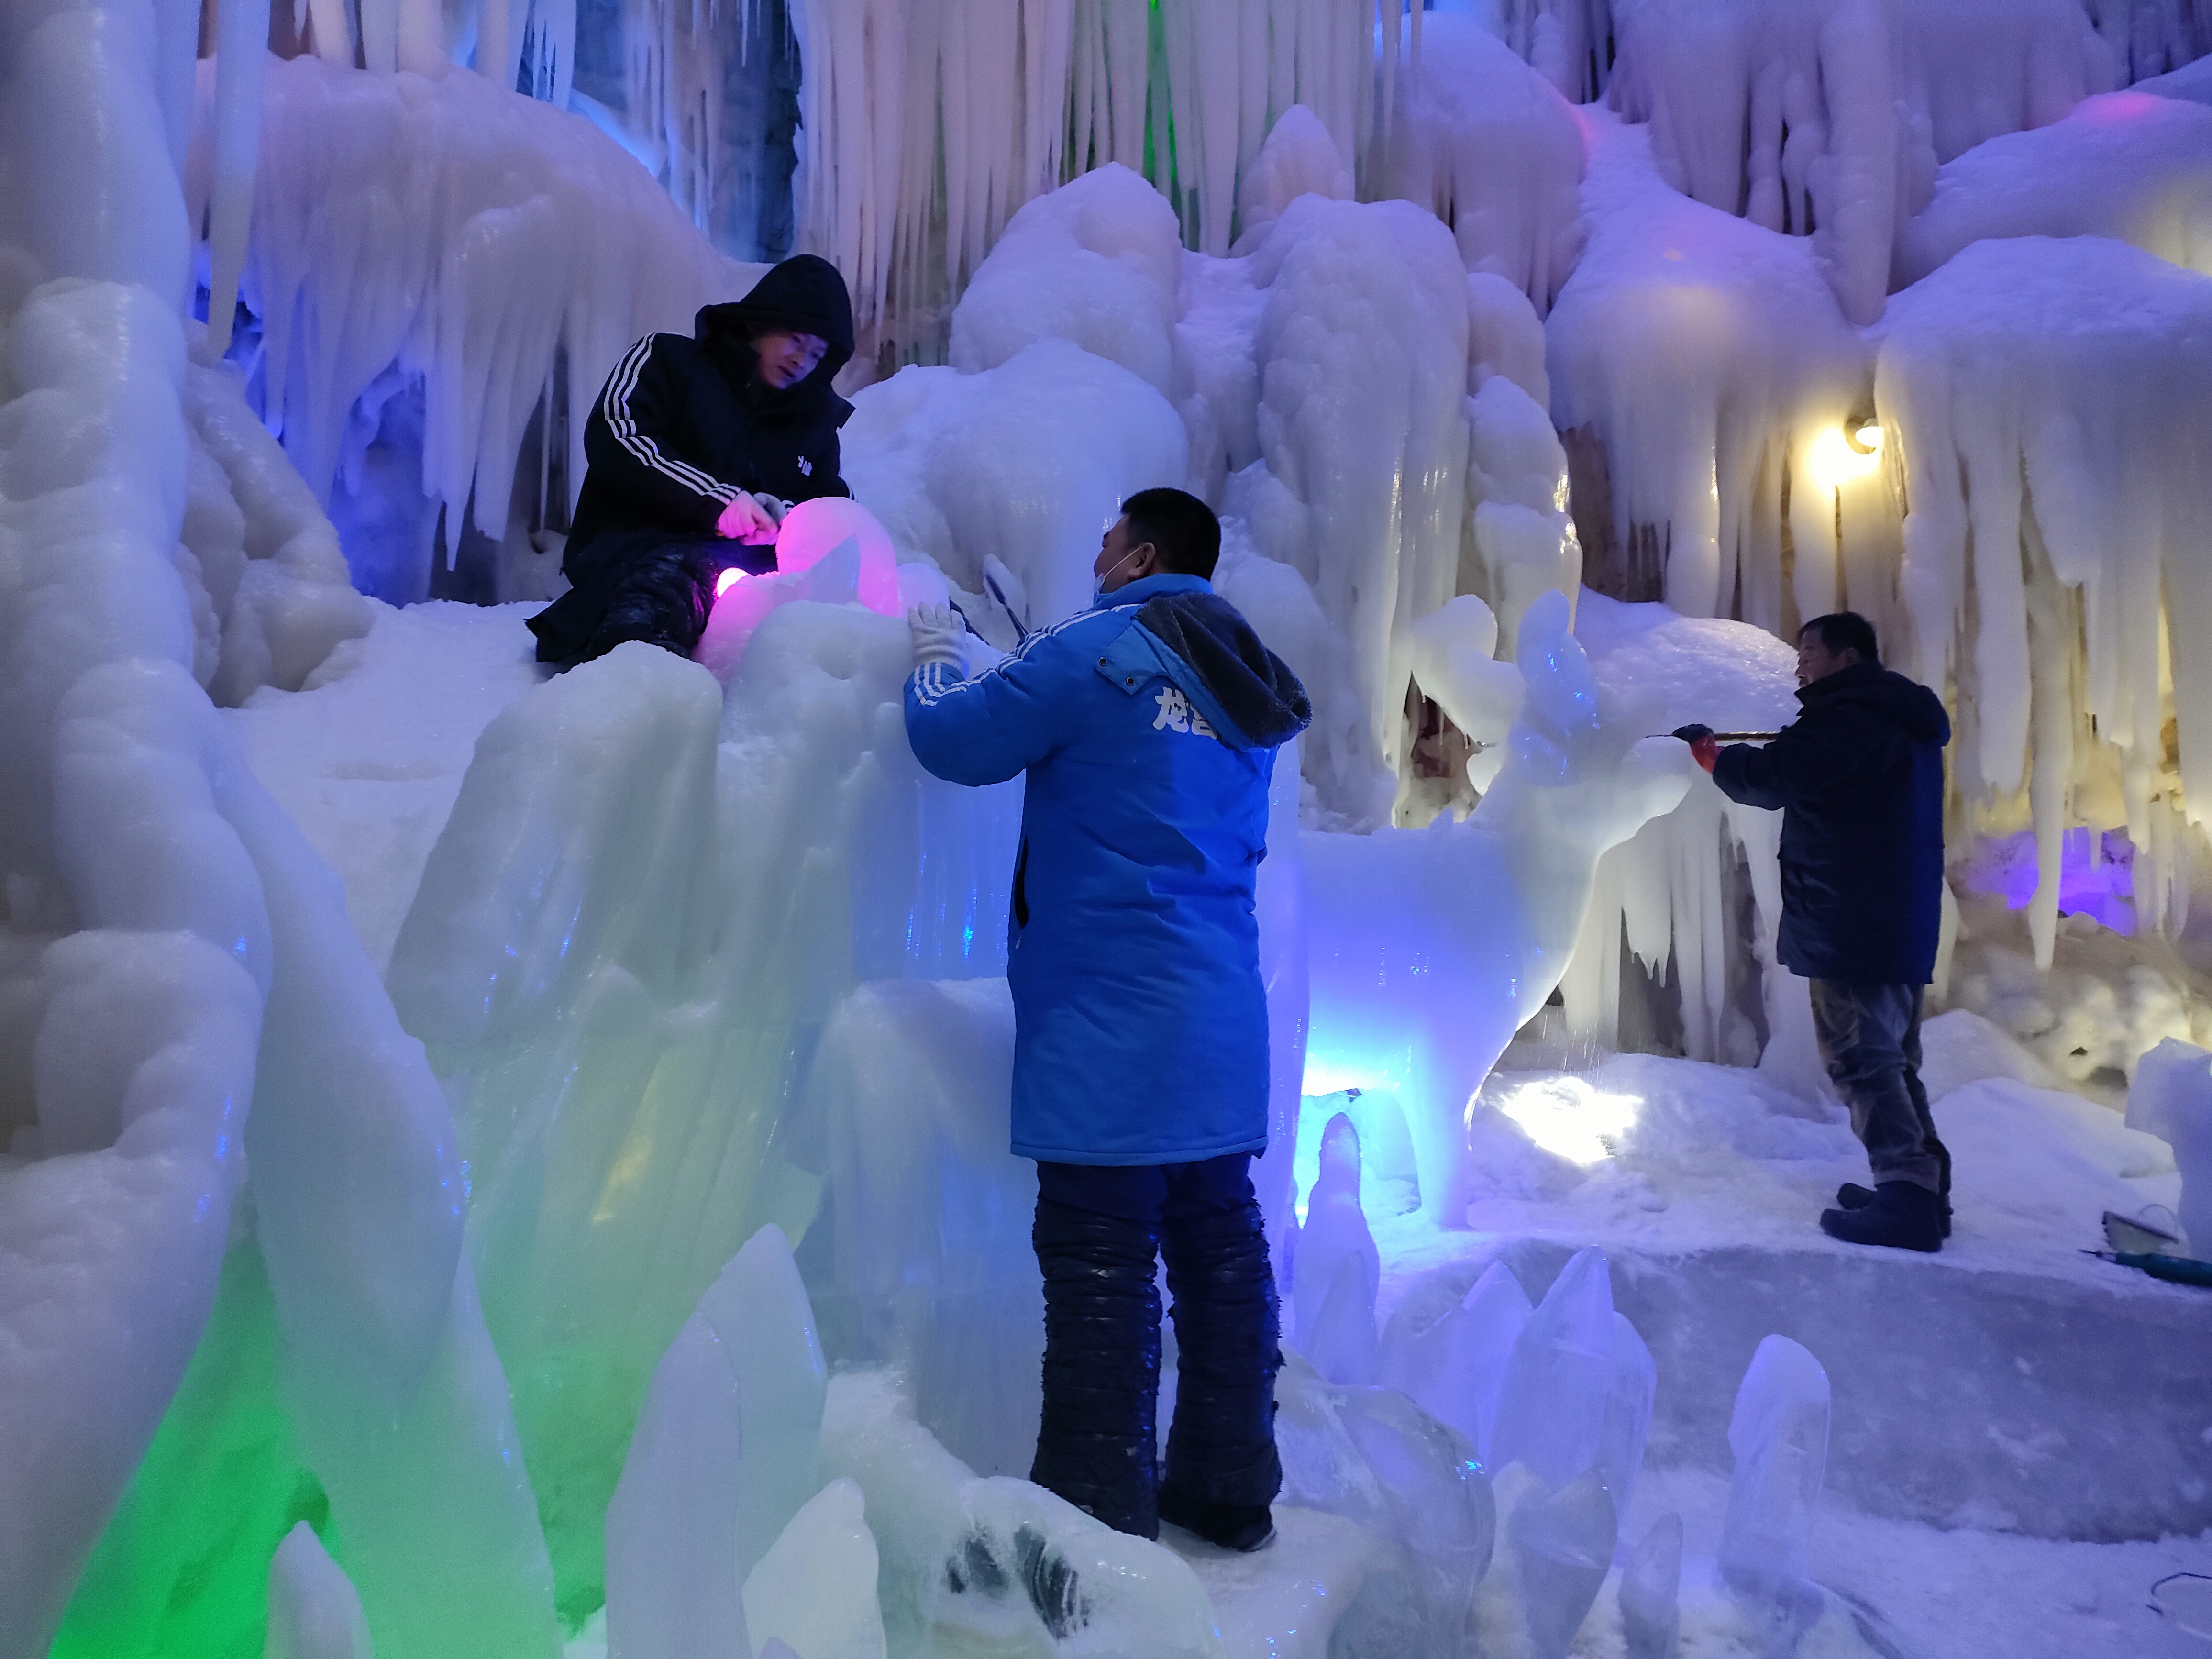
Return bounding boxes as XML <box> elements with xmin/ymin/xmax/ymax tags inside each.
<box><xmin>1713</xmin><ymin>660</ymin><xmax>1950</xmax><ymax>984</ymax></box>
<box><xmin>528</xmin><ymin>255</ymin><xmax>857</xmax><ymax>663</ymax></box>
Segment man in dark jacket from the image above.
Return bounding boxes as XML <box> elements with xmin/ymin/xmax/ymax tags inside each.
<box><xmin>903</xmin><ymin>488</ymin><xmax>1311</xmax><ymax>1550</ymax></box>
<box><xmin>1678</xmin><ymin>611</ymin><xmax>1953</xmax><ymax>1252</ymax></box>
<box><xmin>528</xmin><ymin>254</ymin><xmax>857</xmax><ymax>667</ymax></box>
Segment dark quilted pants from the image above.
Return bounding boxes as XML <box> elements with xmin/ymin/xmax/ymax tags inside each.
<box><xmin>1029</xmin><ymin>1153</ymin><xmax>1283</xmax><ymax>1540</ymax></box>
<box><xmin>576</xmin><ymin>539</ymin><xmax>774</xmax><ymax>664</ymax></box>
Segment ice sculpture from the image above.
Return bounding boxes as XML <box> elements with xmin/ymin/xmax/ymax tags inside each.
<box><xmin>1508</xmin><ymin>1470</ymin><xmax>1618</xmax><ymax>1659</ymax></box>
<box><xmin>2127</xmin><ymin>1040</ymin><xmax>2212</xmax><ymax>1255</ymax></box>
<box><xmin>265</xmin><ymin>1525</ymin><xmax>375</xmax><ymax>1659</ymax></box>
<box><xmin>1489</xmin><ymin>1249</ymin><xmax>1615</xmax><ymax>1485</ymax></box>
<box><xmin>1719</xmin><ymin>1336</ymin><xmax>1832</xmax><ymax>1654</ymax></box>
<box><xmin>1618</xmin><ymin>1512</ymin><xmax>1684</xmax><ymax>1659</ymax></box>
<box><xmin>741</xmin><ymin>1480</ymin><xmax>887</xmax><ymax>1659</ymax></box>
<box><xmin>821</xmin><ymin>1372</ymin><xmax>1224</xmax><ymax>1659</ymax></box>
<box><xmin>1294</xmin><ymin>1114</ymin><xmax>1382</xmax><ymax>1382</ymax></box>
<box><xmin>1304</xmin><ymin>595</ymin><xmax>1693</xmax><ymax>1223</ymax></box>
<box><xmin>605</xmin><ymin>1225</ymin><xmax>825</xmax><ymax>1659</ymax></box>
<box><xmin>1274</xmin><ymin>1356</ymin><xmax>1496</xmax><ymax>1652</ymax></box>
<box><xmin>1596</xmin><ymin>1312</ymin><xmax>1657</xmax><ymax>1527</ymax></box>
<box><xmin>1380</xmin><ymin>1259</ymin><xmax>1533</xmax><ymax>1464</ymax></box>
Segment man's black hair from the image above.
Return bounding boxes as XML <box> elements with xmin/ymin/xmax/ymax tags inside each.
<box><xmin>1799</xmin><ymin>610</ymin><xmax>1879</xmax><ymax>663</ymax></box>
<box><xmin>1122</xmin><ymin>487</ymin><xmax>1222</xmax><ymax>580</ymax></box>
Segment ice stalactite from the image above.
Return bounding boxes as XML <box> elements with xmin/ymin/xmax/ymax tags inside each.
<box><xmin>1878</xmin><ymin>234</ymin><xmax>2212</xmax><ymax>966</ymax></box>
<box><xmin>205</xmin><ymin>0</ymin><xmax>272</xmax><ymax>355</ymax></box>
<box><xmin>1471</xmin><ymin>0</ymin><xmax>1620</xmax><ymax>104</ymax></box>
<box><xmin>1894</xmin><ymin>88</ymin><xmax>2212</xmax><ymax>286</ymax></box>
<box><xmin>1549</xmin><ymin>112</ymin><xmax>1872</xmax><ymax>630</ymax></box>
<box><xmin>1380</xmin><ymin>13</ymin><xmax>1589</xmax><ymax>315</ymax></box>
<box><xmin>1604</xmin><ymin>0</ymin><xmax>2115</xmax><ymax>324</ymax></box>
<box><xmin>2084</xmin><ymin>0</ymin><xmax>2212</xmax><ymax>81</ymax></box>
<box><xmin>186</xmin><ymin>56</ymin><xmax>754</xmax><ymax>572</ymax></box>
<box><xmin>789</xmin><ymin>0</ymin><xmax>1414</xmax><ymax>355</ymax></box>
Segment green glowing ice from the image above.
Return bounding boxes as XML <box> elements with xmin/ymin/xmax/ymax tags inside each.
<box><xmin>50</xmin><ymin>1229</ymin><xmax>336</xmax><ymax>1659</ymax></box>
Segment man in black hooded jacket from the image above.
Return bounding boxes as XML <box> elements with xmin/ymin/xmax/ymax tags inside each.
<box><xmin>528</xmin><ymin>254</ymin><xmax>858</xmax><ymax>667</ymax></box>
<box><xmin>1677</xmin><ymin>611</ymin><xmax>1954</xmax><ymax>1252</ymax></box>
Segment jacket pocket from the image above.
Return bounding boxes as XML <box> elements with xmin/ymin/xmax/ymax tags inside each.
<box><xmin>1012</xmin><ymin>837</ymin><xmax>1030</xmax><ymax>931</ymax></box>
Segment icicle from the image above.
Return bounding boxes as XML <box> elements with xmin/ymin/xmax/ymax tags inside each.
<box><xmin>154</xmin><ymin>0</ymin><xmax>202</xmax><ymax>175</ymax></box>
<box><xmin>206</xmin><ymin>0</ymin><xmax>272</xmax><ymax>357</ymax></box>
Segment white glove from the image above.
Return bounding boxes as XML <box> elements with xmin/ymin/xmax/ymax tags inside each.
<box><xmin>755</xmin><ymin>493</ymin><xmax>793</xmax><ymax>525</ymax></box>
<box><xmin>908</xmin><ymin>604</ymin><xmax>965</xmax><ymax>669</ymax></box>
<box><xmin>715</xmin><ymin>491</ymin><xmax>778</xmax><ymax>543</ymax></box>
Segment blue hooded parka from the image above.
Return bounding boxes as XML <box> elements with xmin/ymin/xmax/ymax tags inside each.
<box><xmin>903</xmin><ymin>573</ymin><xmax>1311</xmax><ymax>1165</ymax></box>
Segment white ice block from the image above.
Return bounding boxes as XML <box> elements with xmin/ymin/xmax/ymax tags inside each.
<box><xmin>606</xmin><ymin>1225</ymin><xmax>827</xmax><ymax>1659</ymax></box>
<box><xmin>1618</xmin><ymin>1512</ymin><xmax>1683</xmax><ymax>1659</ymax></box>
<box><xmin>1378</xmin><ymin>1258</ymin><xmax>1531</xmax><ymax>1466</ymax></box>
<box><xmin>1508</xmin><ymin>1471</ymin><xmax>1617</xmax><ymax>1659</ymax></box>
<box><xmin>1489</xmin><ymin>1249</ymin><xmax>1615</xmax><ymax>1485</ymax></box>
<box><xmin>2127</xmin><ymin>1038</ymin><xmax>2212</xmax><ymax>1256</ymax></box>
<box><xmin>741</xmin><ymin>1479</ymin><xmax>886</xmax><ymax>1659</ymax></box>
<box><xmin>1596</xmin><ymin>1312</ymin><xmax>1657</xmax><ymax>1526</ymax></box>
<box><xmin>1718</xmin><ymin>1335</ymin><xmax>1831</xmax><ymax>1652</ymax></box>
<box><xmin>1293</xmin><ymin>1114</ymin><xmax>1381</xmax><ymax>1383</ymax></box>
<box><xmin>266</xmin><ymin>1524</ymin><xmax>375</xmax><ymax>1659</ymax></box>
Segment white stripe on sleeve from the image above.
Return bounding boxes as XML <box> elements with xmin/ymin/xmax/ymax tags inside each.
<box><xmin>602</xmin><ymin>336</ymin><xmax>738</xmax><ymax>504</ymax></box>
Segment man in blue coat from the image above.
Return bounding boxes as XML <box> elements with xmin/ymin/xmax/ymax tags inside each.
<box><xmin>1678</xmin><ymin>611</ymin><xmax>1953</xmax><ymax>1252</ymax></box>
<box><xmin>904</xmin><ymin>487</ymin><xmax>1310</xmax><ymax>1548</ymax></box>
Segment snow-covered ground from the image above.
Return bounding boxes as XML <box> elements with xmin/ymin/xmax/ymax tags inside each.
<box><xmin>222</xmin><ymin>596</ymin><xmax>2212</xmax><ymax>1659</ymax></box>
<box><xmin>226</xmin><ymin>600</ymin><xmax>547</xmax><ymax>972</ymax></box>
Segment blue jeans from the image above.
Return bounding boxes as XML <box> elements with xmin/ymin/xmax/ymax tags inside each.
<box><xmin>1808</xmin><ymin>980</ymin><xmax>1948</xmax><ymax>1194</ymax></box>
<box><xmin>1029</xmin><ymin>1153</ymin><xmax>1282</xmax><ymax>1539</ymax></box>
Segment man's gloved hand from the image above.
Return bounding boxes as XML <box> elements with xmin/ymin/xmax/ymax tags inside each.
<box><xmin>755</xmin><ymin>494</ymin><xmax>793</xmax><ymax>525</ymax></box>
<box><xmin>908</xmin><ymin>604</ymin><xmax>965</xmax><ymax>669</ymax></box>
<box><xmin>715</xmin><ymin>491</ymin><xmax>779</xmax><ymax>543</ymax></box>
<box><xmin>1672</xmin><ymin>723</ymin><xmax>1719</xmax><ymax>773</ymax></box>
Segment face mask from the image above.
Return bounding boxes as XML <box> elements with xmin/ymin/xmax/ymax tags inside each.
<box><xmin>1092</xmin><ymin>543</ymin><xmax>1146</xmax><ymax>603</ymax></box>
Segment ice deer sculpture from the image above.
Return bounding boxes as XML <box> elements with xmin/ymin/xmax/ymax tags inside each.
<box><xmin>1303</xmin><ymin>590</ymin><xmax>1693</xmax><ymax>1226</ymax></box>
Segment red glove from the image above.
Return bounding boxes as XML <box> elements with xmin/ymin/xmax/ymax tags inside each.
<box><xmin>1673</xmin><ymin>724</ymin><xmax>1719</xmax><ymax>773</ymax></box>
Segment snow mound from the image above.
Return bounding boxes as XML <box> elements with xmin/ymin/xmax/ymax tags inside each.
<box><xmin>1896</xmin><ymin>89</ymin><xmax>2212</xmax><ymax>286</ymax></box>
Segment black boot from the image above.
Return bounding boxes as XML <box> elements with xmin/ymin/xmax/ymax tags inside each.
<box><xmin>1821</xmin><ymin>1181</ymin><xmax>1944</xmax><ymax>1252</ymax></box>
<box><xmin>1836</xmin><ymin>1181</ymin><xmax>1951</xmax><ymax>1238</ymax></box>
<box><xmin>1158</xmin><ymin>1481</ymin><xmax>1276</xmax><ymax>1551</ymax></box>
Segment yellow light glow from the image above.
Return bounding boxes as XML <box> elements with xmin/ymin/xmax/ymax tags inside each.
<box><xmin>1499</xmin><ymin>1075</ymin><xmax>1639</xmax><ymax>1166</ymax></box>
<box><xmin>1806</xmin><ymin>425</ymin><xmax>1882</xmax><ymax>492</ymax></box>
